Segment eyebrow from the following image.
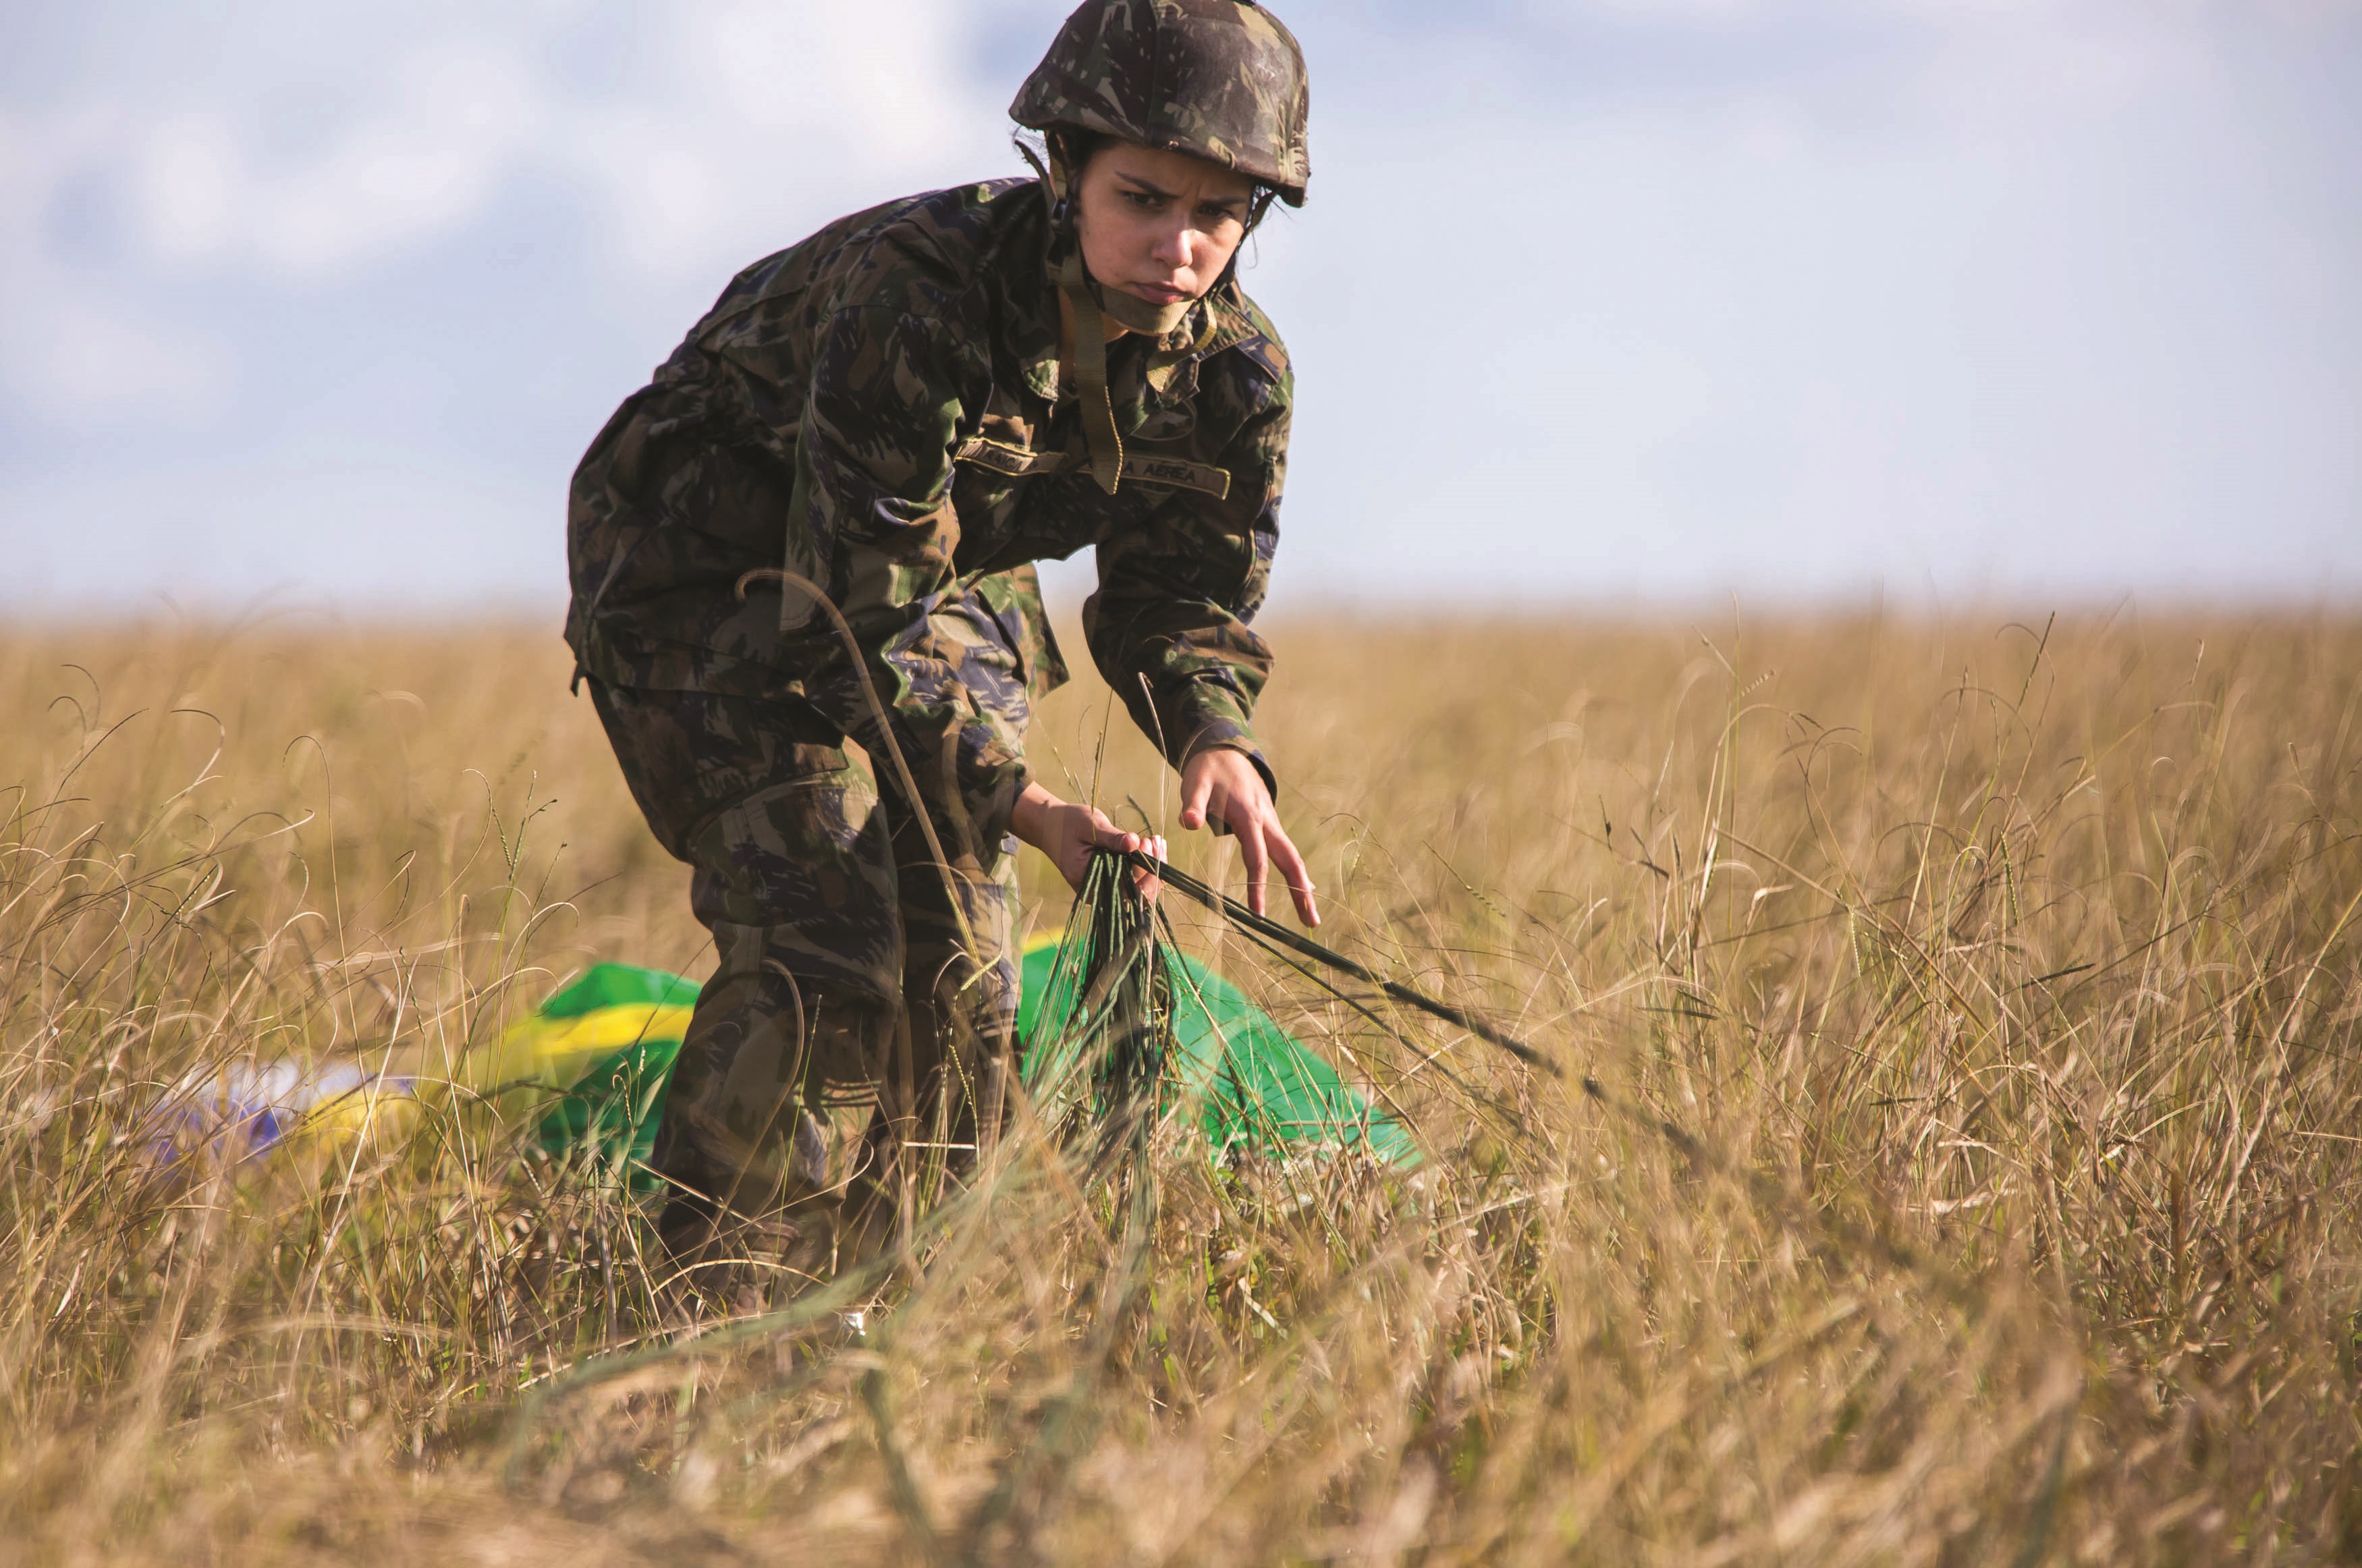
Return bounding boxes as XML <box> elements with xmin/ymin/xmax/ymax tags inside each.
<box><xmin>1116</xmin><ymin>173</ymin><xmax>1248</xmax><ymax>210</ymax></box>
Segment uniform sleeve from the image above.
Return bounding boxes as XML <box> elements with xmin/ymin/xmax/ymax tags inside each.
<box><xmin>1082</xmin><ymin>366</ymin><xmax>1288</xmax><ymax>796</ymax></box>
<box><xmin>791</xmin><ymin>301</ymin><xmax>1031</xmax><ymax>864</ymax></box>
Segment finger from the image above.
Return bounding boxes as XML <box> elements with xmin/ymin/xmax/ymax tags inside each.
<box><xmin>1207</xmin><ymin>777</ymin><xmax>1236</xmax><ymax>838</ymax></box>
<box><xmin>1130</xmin><ymin>833</ymin><xmax>1168</xmax><ymax>899</ymax></box>
<box><xmin>1178</xmin><ymin>762</ymin><xmax>1213</xmax><ymax>831</ymax></box>
<box><xmin>1238</xmin><ymin>821</ymin><xmax>1270</xmax><ymax>919</ymax></box>
<box><xmin>1266</xmin><ymin>824</ymin><xmax>1320</xmax><ymax>928</ymax></box>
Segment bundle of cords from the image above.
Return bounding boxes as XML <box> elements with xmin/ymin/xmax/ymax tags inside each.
<box><xmin>1023</xmin><ymin>851</ymin><xmax>1183</xmax><ymax>1181</ymax></box>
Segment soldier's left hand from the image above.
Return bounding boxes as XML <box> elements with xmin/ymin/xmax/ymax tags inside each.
<box><xmin>1178</xmin><ymin>749</ymin><xmax>1319</xmax><ymax>927</ymax></box>
<box><xmin>1011</xmin><ymin>783</ymin><xmax>1165</xmax><ymax>899</ymax></box>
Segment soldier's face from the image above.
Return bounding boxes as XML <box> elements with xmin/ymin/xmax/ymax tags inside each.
<box><xmin>1074</xmin><ymin>142</ymin><xmax>1256</xmax><ymax>312</ymax></box>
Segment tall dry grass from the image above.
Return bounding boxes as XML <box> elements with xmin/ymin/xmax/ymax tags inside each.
<box><xmin>1</xmin><ymin>607</ymin><xmax>2357</xmax><ymax>1565</ymax></box>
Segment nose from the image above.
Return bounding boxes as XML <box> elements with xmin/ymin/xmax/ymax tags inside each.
<box><xmin>1150</xmin><ymin>217</ymin><xmax>1197</xmax><ymax>274</ymax></box>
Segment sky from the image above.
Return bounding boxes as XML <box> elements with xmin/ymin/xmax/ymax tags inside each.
<box><xmin>1</xmin><ymin>0</ymin><xmax>2357</xmax><ymax>619</ymax></box>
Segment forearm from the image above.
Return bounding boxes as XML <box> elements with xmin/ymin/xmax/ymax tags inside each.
<box><xmin>1083</xmin><ymin>468</ymin><xmax>1282</xmax><ymax>791</ymax></box>
<box><xmin>1008</xmin><ymin>779</ymin><xmax>1064</xmax><ymax>852</ymax></box>
<box><xmin>1082</xmin><ymin>598</ymin><xmax>1275</xmax><ymax>781</ymax></box>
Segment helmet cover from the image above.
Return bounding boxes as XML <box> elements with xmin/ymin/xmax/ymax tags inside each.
<box><xmin>1010</xmin><ymin>0</ymin><xmax>1310</xmax><ymax>206</ymax></box>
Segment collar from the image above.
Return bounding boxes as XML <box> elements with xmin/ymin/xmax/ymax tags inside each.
<box><xmin>1014</xmin><ymin>287</ymin><xmax>1244</xmax><ymax>407</ymax></box>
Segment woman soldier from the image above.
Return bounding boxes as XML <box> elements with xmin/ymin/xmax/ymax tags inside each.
<box><xmin>564</xmin><ymin>0</ymin><xmax>1320</xmax><ymax>1287</ymax></box>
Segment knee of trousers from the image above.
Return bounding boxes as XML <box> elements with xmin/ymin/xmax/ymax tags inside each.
<box><xmin>898</xmin><ymin>841</ymin><xmax>1022</xmax><ymax>1042</ymax></box>
<box><xmin>657</xmin><ymin>924</ymin><xmax>894</xmax><ymax>1211</ymax></box>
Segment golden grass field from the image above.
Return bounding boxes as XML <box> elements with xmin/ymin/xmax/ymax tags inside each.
<box><xmin>3</xmin><ymin>607</ymin><xmax>2359</xmax><ymax>1565</ymax></box>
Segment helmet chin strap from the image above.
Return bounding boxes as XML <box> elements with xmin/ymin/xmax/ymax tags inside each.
<box><xmin>1094</xmin><ymin>281</ymin><xmax>1193</xmax><ymax>337</ymax></box>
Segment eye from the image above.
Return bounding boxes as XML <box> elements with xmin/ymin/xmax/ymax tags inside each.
<box><xmin>1122</xmin><ymin>188</ymin><xmax>1162</xmax><ymax>210</ymax></box>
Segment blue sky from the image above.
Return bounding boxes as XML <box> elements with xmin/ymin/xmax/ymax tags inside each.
<box><xmin>1</xmin><ymin>0</ymin><xmax>2357</xmax><ymax>617</ymax></box>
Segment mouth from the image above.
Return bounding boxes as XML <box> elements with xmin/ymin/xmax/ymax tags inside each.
<box><xmin>1122</xmin><ymin>281</ymin><xmax>1192</xmax><ymax>305</ymax></box>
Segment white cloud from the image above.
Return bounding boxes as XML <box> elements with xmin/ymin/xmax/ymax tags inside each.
<box><xmin>0</xmin><ymin>107</ymin><xmax>235</xmax><ymax>426</ymax></box>
<box><xmin>247</xmin><ymin>44</ymin><xmax>550</xmax><ymax>277</ymax></box>
<box><xmin>0</xmin><ymin>1</ymin><xmax>1014</xmax><ymax>432</ymax></box>
<box><xmin>22</xmin><ymin>291</ymin><xmax>235</xmax><ymax>426</ymax></box>
<box><xmin>115</xmin><ymin>38</ymin><xmax>551</xmax><ymax>279</ymax></box>
<box><xmin>130</xmin><ymin>112</ymin><xmax>241</xmax><ymax>261</ymax></box>
<box><xmin>551</xmin><ymin>0</ymin><xmax>1008</xmax><ymax>279</ymax></box>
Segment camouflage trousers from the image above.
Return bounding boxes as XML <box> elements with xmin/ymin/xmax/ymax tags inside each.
<box><xmin>586</xmin><ymin>680</ymin><xmax>1021</xmax><ymax>1275</ymax></box>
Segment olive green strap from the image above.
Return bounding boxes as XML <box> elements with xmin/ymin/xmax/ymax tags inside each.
<box><xmin>1058</xmin><ymin>251</ymin><xmax>1124</xmax><ymax>495</ymax></box>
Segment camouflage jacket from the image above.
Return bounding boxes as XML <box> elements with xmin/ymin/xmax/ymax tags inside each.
<box><xmin>565</xmin><ymin>177</ymin><xmax>1287</xmax><ymax>857</ymax></box>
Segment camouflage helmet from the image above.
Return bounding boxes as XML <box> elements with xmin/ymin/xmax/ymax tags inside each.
<box><xmin>1010</xmin><ymin>0</ymin><xmax>1311</xmax><ymax>208</ymax></box>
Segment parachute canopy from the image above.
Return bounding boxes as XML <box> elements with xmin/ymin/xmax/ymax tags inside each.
<box><xmin>519</xmin><ymin>941</ymin><xmax>1417</xmax><ymax>1187</ymax></box>
<box><xmin>155</xmin><ymin>945</ymin><xmax>1419</xmax><ymax>1183</ymax></box>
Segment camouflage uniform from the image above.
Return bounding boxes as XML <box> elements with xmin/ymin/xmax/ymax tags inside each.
<box><xmin>565</xmin><ymin>173</ymin><xmax>1292</xmax><ymax>1254</ymax></box>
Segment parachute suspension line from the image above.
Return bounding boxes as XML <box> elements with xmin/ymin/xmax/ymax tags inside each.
<box><xmin>1119</xmin><ymin>849</ymin><xmax>1545</xmax><ymax>1069</ymax></box>
<box><xmin>1028</xmin><ymin>851</ymin><xmax>1180</xmax><ymax>1184</ymax></box>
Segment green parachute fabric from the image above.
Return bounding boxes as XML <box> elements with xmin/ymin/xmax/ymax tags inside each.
<box><xmin>525</xmin><ymin>949</ymin><xmax>1419</xmax><ymax>1190</ymax></box>
<box><xmin>1012</xmin><ymin>936</ymin><xmax>1419</xmax><ymax>1167</ymax></box>
<box><xmin>518</xmin><ymin>963</ymin><xmax>700</xmax><ymax>1193</ymax></box>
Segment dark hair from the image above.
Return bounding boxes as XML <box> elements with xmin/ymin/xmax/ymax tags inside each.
<box><xmin>1051</xmin><ymin>126</ymin><xmax>1115</xmax><ymax>180</ymax></box>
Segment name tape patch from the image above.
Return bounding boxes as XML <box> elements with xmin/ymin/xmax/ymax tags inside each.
<box><xmin>956</xmin><ymin>437</ymin><xmax>1232</xmax><ymax>500</ymax></box>
<box><xmin>955</xmin><ymin>437</ymin><xmax>1070</xmax><ymax>477</ymax></box>
<box><xmin>1120</xmin><ymin>453</ymin><xmax>1232</xmax><ymax>500</ymax></box>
